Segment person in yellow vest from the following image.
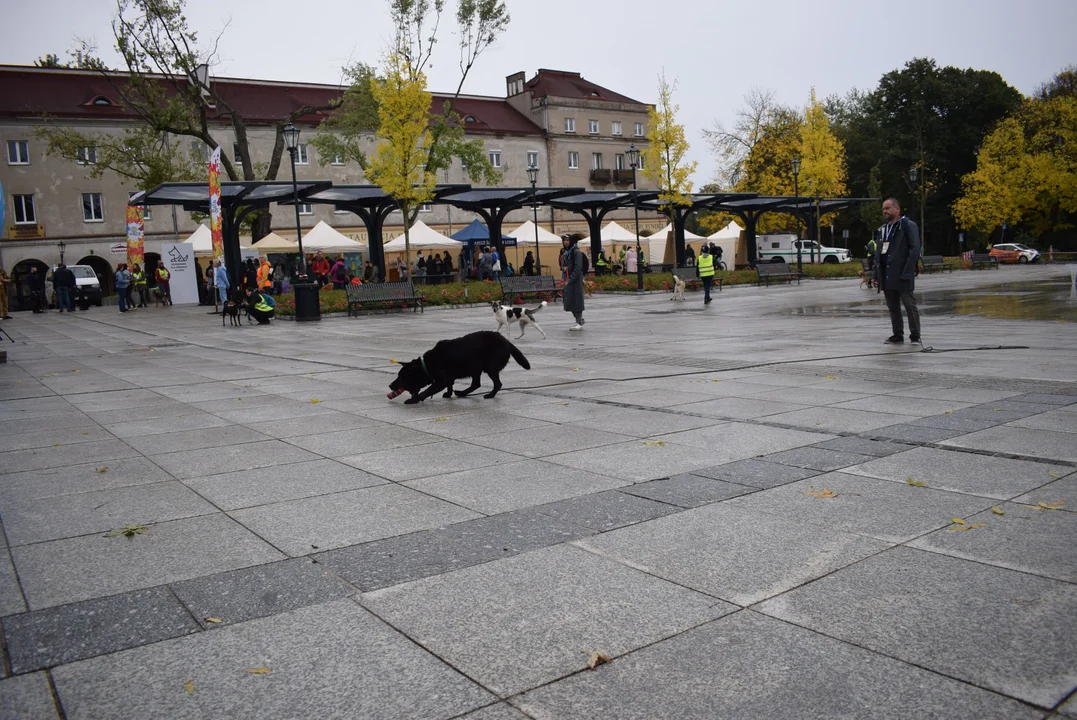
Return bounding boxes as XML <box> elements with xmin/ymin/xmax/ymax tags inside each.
<box><xmin>244</xmin><ymin>287</ymin><xmax>276</xmax><ymax>324</ymax></box>
<box><xmin>131</xmin><ymin>264</ymin><xmax>149</xmax><ymax>308</ymax></box>
<box><xmin>154</xmin><ymin>260</ymin><xmax>172</xmax><ymax>306</ymax></box>
<box><xmin>618</xmin><ymin>246</ymin><xmax>626</xmax><ymax>274</ymax></box>
<box><xmin>595</xmin><ymin>251</ymin><xmax>609</xmax><ymax>276</ymax></box>
<box><xmin>697</xmin><ymin>244</ymin><xmax>716</xmax><ymax>305</ymax></box>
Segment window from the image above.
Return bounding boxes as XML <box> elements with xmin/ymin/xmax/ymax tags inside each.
<box><xmin>568</xmin><ymin>151</ymin><xmax>579</xmax><ymax>169</ymax></box>
<box><xmin>298</xmin><ymin>203</ymin><xmax>313</xmax><ymax>215</ymax></box>
<box><xmin>12</xmin><ymin>194</ymin><xmax>35</xmax><ymax>224</ymax></box>
<box><xmin>564</xmin><ymin>117</ymin><xmax>576</xmax><ymax>133</ymax></box>
<box><xmin>526</xmin><ymin>151</ymin><xmax>539</xmax><ymax>168</ymax></box>
<box><xmin>295</xmin><ymin>144</ymin><xmax>309</xmax><ymax>164</ymax></box>
<box><xmin>612</xmin><ymin>121</ymin><xmax>622</xmax><ymax>136</ymax></box>
<box><xmin>615</xmin><ymin>154</ymin><xmax>625</xmax><ymax>170</ymax></box>
<box><xmin>419</xmin><ymin>203</ymin><xmax>433</xmax><ymax>212</ymax></box>
<box><xmin>7</xmin><ymin>140</ymin><xmax>29</xmax><ymax>165</ymax></box>
<box><xmin>190</xmin><ymin>141</ymin><xmax>207</xmax><ymax>163</ymax></box>
<box><xmin>76</xmin><ymin>146</ymin><xmax>97</xmax><ymax>165</ymax></box>
<box><xmin>129</xmin><ymin>192</ymin><xmax>151</xmax><ymax>220</ymax></box>
<box><xmin>331</xmin><ymin>152</ymin><xmax>344</xmax><ymax>166</ymax></box>
<box><xmin>638</xmin><ymin>154</ymin><xmax>646</xmax><ymax>169</ymax></box>
<box><xmin>591</xmin><ymin>153</ymin><xmax>603</xmax><ymax>170</ymax></box>
<box><xmin>82</xmin><ymin>192</ymin><xmax>104</xmax><ymax>222</ymax></box>
<box><xmin>634</xmin><ymin>122</ymin><xmax>644</xmax><ymax>137</ymax></box>
<box><xmin>488</xmin><ymin>150</ymin><xmax>501</xmax><ymax>168</ymax></box>
<box><xmin>233</xmin><ymin>143</ymin><xmax>242</xmax><ymax>164</ymax></box>
<box><xmin>588</xmin><ymin>119</ymin><xmax>599</xmax><ymax>135</ymax></box>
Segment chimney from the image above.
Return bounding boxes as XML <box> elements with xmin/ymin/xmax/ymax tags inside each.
<box><xmin>506</xmin><ymin>71</ymin><xmax>525</xmax><ymax>97</ymax></box>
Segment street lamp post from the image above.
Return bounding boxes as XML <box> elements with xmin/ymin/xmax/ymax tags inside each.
<box><xmin>56</xmin><ymin>240</ymin><xmax>66</xmax><ymax>265</ymax></box>
<box><xmin>282</xmin><ymin>122</ymin><xmax>319</xmax><ymax>322</ymax></box>
<box><xmin>792</xmin><ymin>157</ymin><xmax>802</xmax><ymax>274</ymax></box>
<box><xmin>526</xmin><ymin>164</ymin><xmax>541</xmax><ymax>277</ymax></box>
<box><xmin>627</xmin><ymin>144</ymin><xmax>644</xmax><ymax>292</ymax></box>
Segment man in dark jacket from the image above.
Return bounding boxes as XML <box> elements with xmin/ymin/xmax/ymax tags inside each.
<box><xmin>52</xmin><ymin>264</ymin><xmax>77</xmax><ymax>312</ymax></box>
<box><xmin>561</xmin><ymin>234</ymin><xmax>586</xmax><ymax>330</ymax></box>
<box><xmin>873</xmin><ymin>198</ymin><xmax>921</xmax><ymax>344</ymax></box>
<box><xmin>29</xmin><ymin>266</ymin><xmax>47</xmax><ymax>313</ymax></box>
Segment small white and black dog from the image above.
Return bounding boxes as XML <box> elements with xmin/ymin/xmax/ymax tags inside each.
<box><xmin>491</xmin><ymin>300</ymin><xmax>547</xmax><ymax>339</ymax></box>
<box><xmin>670</xmin><ymin>273</ymin><xmax>686</xmax><ymax>301</ymax></box>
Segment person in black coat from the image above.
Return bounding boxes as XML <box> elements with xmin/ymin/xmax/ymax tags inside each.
<box><xmin>873</xmin><ymin>197</ymin><xmax>922</xmax><ymax>344</ymax></box>
<box><xmin>28</xmin><ymin>266</ymin><xmax>47</xmax><ymax>313</ymax></box>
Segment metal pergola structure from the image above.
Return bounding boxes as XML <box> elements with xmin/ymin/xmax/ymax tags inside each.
<box><xmin>548</xmin><ymin>191</ymin><xmax>660</xmax><ymax>261</ymax></box>
<box><xmin>134</xmin><ymin>181</ymin><xmax>332</xmax><ymax>289</ymax></box>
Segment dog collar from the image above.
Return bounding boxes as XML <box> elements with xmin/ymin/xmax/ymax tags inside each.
<box><xmin>420</xmin><ymin>356</ymin><xmax>431</xmax><ymax>381</ymax></box>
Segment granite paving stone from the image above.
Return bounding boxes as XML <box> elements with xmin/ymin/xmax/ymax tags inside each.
<box><xmin>0</xmin><ymin>481</ymin><xmax>218</xmax><ymax>546</ymax></box>
<box><xmin>565</xmin><ymin>406</ymin><xmax>722</xmax><ymax>437</ymax></box>
<box><xmin>908</xmin><ymin>501</ymin><xmax>1077</xmax><ymax>583</ymax></box>
<box><xmin>983</xmin><ymin>399</ymin><xmax>1066</xmax><ymax>414</ymax></box>
<box><xmin>757</xmin><ymin>546</ymin><xmax>1077</xmax><ymax>709</ymax></box>
<box><xmin>11</xmin><ymin>513</ymin><xmax>285</xmax><ymax>609</ymax></box>
<box><xmin>951</xmin><ymin>406</ymin><xmax>1041</xmax><ymax>423</ymax></box>
<box><xmin>83</xmin><ymin>402</ymin><xmax>209</xmax><ymax>424</ymax></box>
<box><xmin>0</xmin><ymin>439</ymin><xmax>141</xmax><ymax>474</ymax></box>
<box><xmin>0</xmin><ymin>412</ymin><xmax>97</xmax><ymax>437</ymax></box>
<box><xmin>942</xmin><ymin>426</ymin><xmax>1077</xmax><ymax>463</ymax></box>
<box><xmin>362</xmin><ymin>544</ymin><xmax>736</xmax><ymax>696</ymax></box>
<box><xmin>0</xmin><ymin>425</ymin><xmax>113</xmax><ymax>453</ymax></box>
<box><xmin>3</xmin><ymin>586</ymin><xmax>200</xmax><ymax>673</ymax></box>
<box><xmin>459</xmin><ymin>703</ymin><xmax>533</xmax><ymax>720</ymax></box>
<box><xmin>809</xmin><ymin>436</ymin><xmax>909</xmax><ymax>457</ymax></box>
<box><xmin>492</xmin><ymin>398</ymin><xmax>621</xmax><ymax>423</ymax></box>
<box><xmin>1009</xmin><ymin>393</ymin><xmax>1077</xmax><ymax>406</ymax></box>
<box><xmin>405</xmin><ymin>459</ymin><xmax>630</xmax><ymax>514</ymax></box>
<box><xmin>50</xmin><ymin>599</ymin><xmax>494</xmax><ymax>720</ymax></box>
<box><xmin>688</xmin><ymin>458</ymin><xmax>821</xmax><ymax>489</ymax></box>
<box><xmin>171</xmin><ymin>557</ymin><xmax>354</xmax><ymax>628</ymax></box>
<box><xmin>621</xmin><ymin>474</ymin><xmax>757</xmax><ymax>508</ymax></box>
<box><xmin>0</xmin><ymin>457</ymin><xmax>175</xmax><ymax>503</ymax></box>
<box><xmin>285</xmin><ymin>424</ymin><xmax>443</xmax><ymax>458</ymax></box>
<box><xmin>211</xmin><ymin>400</ymin><xmax>340</xmax><ymax>424</ymax></box>
<box><xmin>229</xmin><ymin>483</ymin><xmax>480</xmax><ymax>556</ymax></box>
<box><xmin>102</xmin><ymin>411</ymin><xmax>231</xmax><ymax>438</ymax></box>
<box><xmin>0</xmin><ymin>672</ymin><xmax>61</xmax><ymax>719</ymax></box>
<box><xmin>866</xmin><ymin>423</ymin><xmax>965</xmax><ymax>443</ymax></box>
<box><xmin>517</xmin><ymin>611</ymin><xmax>1041</xmax><ymax>720</ymax></box>
<box><xmin>668</xmin><ymin>396</ymin><xmax>811</xmax><ymax>420</ymax></box>
<box><xmin>0</xmin><ymin>396</ymin><xmax>77</xmax><ymax>420</ymax></box>
<box><xmin>599</xmin><ymin>388</ymin><xmax>714</xmax><ymax>408</ymax></box>
<box><xmin>886</xmin><ymin>386</ymin><xmax>1023</xmax><ymax>403</ymax></box>
<box><xmin>830</xmin><ymin>394</ymin><xmax>973</xmax><ymax>416</ymax></box>
<box><xmin>759</xmin><ymin>446</ymin><xmax>874</xmax><ymax>472</ymax></box>
<box><xmin>237</xmin><ymin>410</ymin><xmax>379</xmax><ymax>438</ymax></box>
<box><xmin>761</xmin><ymin>406</ymin><xmax>919</xmax><ymax>433</ymax></box>
<box><xmin>531</xmin><ymin>489</ymin><xmax>677</xmax><ymax>532</ymax></box>
<box><xmin>543</xmin><ymin>438</ymin><xmax>728</xmax><ymax>483</ymax></box>
<box><xmin>183</xmin><ymin>458</ymin><xmax>386</xmax><ymax>511</ymax></box>
<box><xmin>846</xmin><ymin>447</ymin><xmax>1070</xmax><ymax>500</ymax></box>
<box><xmin>318</xmin><ymin>508</ymin><xmax>592</xmax><ymax>591</ymax></box>
<box><xmin>477</xmin><ymin>423</ymin><xmax>627</xmax><ymax>459</ymax></box>
<box><xmin>906</xmin><ymin>413</ymin><xmax>1005</xmax><ymax>432</ymax></box>
<box><xmin>339</xmin><ymin>439</ymin><xmax>520</xmax><ymax>482</ymax></box>
<box><xmin>649</xmin><ymin>421</ymin><xmax>833</xmax><ymax>463</ymax></box>
<box><xmin>0</xmin><ymin>550</ymin><xmax>27</xmax><ymax>616</ymax></box>
<box><xmin>124</xmin><ymin>425</ymin><xmax>272</xmax><ymax>455</ymax></box>
<box><xmin>1013</xmin><ymin>473</ymin><xmax>1077</xmax><ymax>512</ymax></box>
<box><xmin>402</xmin><ymin>411</ymin><xmax>554</xmax><ymax>441</ymax></box>
<box><xmin>149</xmin><ymin>440</ymin><xmax>322</xmax><ymax>479</ymax></box>
<box><xmin>63</xmin><ymin>389</ymin><xmax>173</xmax><ymax>413</ymax></box>
<box><xmin>742</xmin><ymin>386</ymin><xmax>872</xmax><ymax>405</ymax></box>
<box><xmin>578</xmin><ymin>503</ymin><xmax>888</xmax><ymax>606</ymax></box>
<box><xmin>1008</xmin><ymin>409</ymin><xmax>1077</xmax><ymax>434</ymax></box>
<box><xmin>728</xmin><ymin>472</ymin><xmax>997</xmax><ymax>544</ymax></box>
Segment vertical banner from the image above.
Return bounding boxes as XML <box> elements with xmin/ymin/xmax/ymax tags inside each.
<box><xmin>160</xmin><ymin>242</ymin><xmax>199</xmax><ymax>304</ymax></box>
<box><xmin>209</xmin><ymin>146</ymin><xmax>224</xmax><ymax>259</ymax></box>
<box><xmin>125</xmin><ymin>204</ymin><xmax>145</xmax><ymax>266</ymax></box>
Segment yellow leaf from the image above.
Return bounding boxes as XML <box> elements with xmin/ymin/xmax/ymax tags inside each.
<box><xmin>72</xmin><ymin>369</ymin><xmax>79</xmax><ymax>373</ymax></box>
<box><xmin>642</xmin><ymin>440</ymin><xmax>665</xmax><ymax>447</ymax></box>
<box><xmin>433</xmin><ymin>417</ymin><xmax>449</xmax><ymax>422</ymax></box>
<box><xmin>992</xmin><ymin>506</ymin><xmax>1005</xmax><ymax>516</ymax></box>
<box><xmin>96</xmin><ymin>466</ymin><xmax>108</xmax><ymax>473</ymax></box>
<box><xmin>711</xmin><ymin>379</ymin><xmax>721</xmax><ymax>382</ymax></box>
<box><xmin>244</xmin><ymin>667</ymin><xmax>272</xmax><ymax>675</ymax></box>
<box><xmin>184</xmin><ymin>680</ymin><xmax>195</xmax><ymax>695</ymax></box>
<box><xmin>572</xmin><ymin>368</ymin><xmax>579</xmax><ymax>372</ymax></box>
<box><xmin>1039</xmin><ymin>500</ymin><xmax>1066</xmax><ymax>510</ymax></box>
<box><xmin>950</xmin><ymin>517</ymin><xmax>967</xmax><ymax>525</ymax></box>
<box><xmin>82</xmin><ymin>432</ymin><xmax>89</xmax><ymax>436</ymax></box>
<box><xmin>805</xmin><ymin>488</ymin><xmax>838</xmax><ymax>499</ymax></box>
<box><xmin>310</xmin><ymin>399</ymin><xmax>320</xmax><ymax>404</ymax></box>
<box><xmin>204</xmin><ymin>617</ymin><xmax>222</xmax><ymax>624</ymax></box>
<box><xmin>905</xmin><ymin>478</ymin><xmax>927</xmax><ymax>487</ymax></box>
<box><xmin>390</xmin><ymin>359</ymin><xmax>398</xmax><ymax>364</ymax></box>
<box><xmin>1048</xmin><ymin>471</ymin><xmax>1063</xmax><ymax>478</ymax></box>
<box><xmin>825</xmin><ymin>375</ymin><xmax>837</xmax><ymax>380</ymax></box>
<box><xmin>993</xmin><ymin>408</ymin><xmax>1001</xmax><ymax>412</ymax></box>
<box><xmin>54</xmin><ymin>443</ymin><xmax>61</xmax><ymax>447</ymax></box>
<box><xmin>951</xmin><ymin>523</ymin><xmax>987</xmax><ymax>532</ymax></box>
<box><xmin>944</xmin><ymin>411</ymin><xmax>953</xmax><ymax>415</ymax></box>
<box><xmin>584</xmin><ymin>650</ymin><xmax>612</xmax><ymax>669</ymax></box>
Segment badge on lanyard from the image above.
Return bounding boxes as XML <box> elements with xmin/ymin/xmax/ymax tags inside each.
<box><xmin>881</xmin><ymin>242</ymin><xmax>890</xmax><ymax>255</ymax></box>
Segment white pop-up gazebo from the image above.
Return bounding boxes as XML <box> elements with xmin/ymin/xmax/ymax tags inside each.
<box><xmin>301</xmin><ymin>221</ymin><xmax>366</xmax><ymax>253</ymax></box>
<box><xmin>579</xmin><ymin>220</ymin><xmax>640</xmax><ymax>247</ymax></box>
<box><xmin>249</xmin><ymin>232</ymin><xmax>297</xmax><ymax>252</ymax></box>
<box><xmin>707</xmin><ymin>220</ymin><xmax>743</xmax><ymax>262</ymax></box>
<box><xmin>507</xmin><ymin>220</ymin><xmax>563</xmax><ymax>246</ymax></box>
<box><xmin>183</xmin><ymin>224</ymin><xmax>252</xmax><ymax>255</ymax></box>
<box><xmin>646</xmin><ymin>223</ymin><xmax>709</xmax><ymax>263</ymax></box>
<box><xmin>382</xmin><ymin>220</ymin><xmax>461</xmax><ymax>252</ymax></box>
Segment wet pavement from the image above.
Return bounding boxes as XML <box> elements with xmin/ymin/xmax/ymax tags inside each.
<box><xmin>0</xmin><ymin>263</ymin><xmax>1075</xmax><ymax>719</ymax></box>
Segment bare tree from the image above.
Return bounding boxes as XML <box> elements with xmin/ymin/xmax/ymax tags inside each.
<box><xmin>703</xmin><ymin>88</ymin><xmax>784</xmax><ymax>189</ymax></box>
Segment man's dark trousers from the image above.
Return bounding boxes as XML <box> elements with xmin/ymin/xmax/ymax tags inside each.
<box><xmin>884</xmin><ymin>289</ymin><xmax>920</xmax><ymax>339</ymax></box>
<box><xmin>702</xmin><ymin>276</ymin><xmax>713</xmax><ymax>302</ymax></box>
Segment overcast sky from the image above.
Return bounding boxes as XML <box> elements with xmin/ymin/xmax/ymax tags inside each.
<box><xmin>6</xmin><ymin>0</ymin><xmax>1074</xmax><ymax>183</ymax></box>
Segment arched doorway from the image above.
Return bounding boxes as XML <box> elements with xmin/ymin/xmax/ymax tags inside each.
<box><xmin>11</xmin><ymin>259</ymin><xmax>49</xmax><ymax>312</ymax></box>
<box><xmin>144</xmin><ymin>252</ymin><xmax>161</xmax><ymax>287</ymax></box>
<box><xmin>78</xmin><ymin>255</ymin><xmax>115</xmax><ymax>296</ymax></box>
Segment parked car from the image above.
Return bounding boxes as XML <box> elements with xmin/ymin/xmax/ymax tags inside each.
<box><xmin>989</xmin><ymin>243</ymin><xmax>1040</xmax><ymax>264</ymax></box>
<box><xmin>46</xmin><ymin>265</ymin><xmax>104</xmax><ymax>306</ymax></box>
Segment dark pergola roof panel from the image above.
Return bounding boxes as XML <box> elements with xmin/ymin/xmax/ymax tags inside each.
<box><xmin>437</xmin><ymin>187</ymin><xmax>583</xmax><ymax>210</ymax></box>
<box><xmin>303</xmin><ymin>184</ymin><xmax>472</xmax><ymax>209</ymax></box>
<box><xmin>548</xmin><ymin>191</ymin><xmax>660</xmax><ymax>210</ymax></box>
<box><xmin>134</xmin><ymin>181</ymin><xmax>333</xmax><ymax>213</ymax></box>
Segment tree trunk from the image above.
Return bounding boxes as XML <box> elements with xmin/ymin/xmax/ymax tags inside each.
<box><xmin>251</xmin><ymin>211</ymin><xmax>272</xmax><ymax>243</ymax></box>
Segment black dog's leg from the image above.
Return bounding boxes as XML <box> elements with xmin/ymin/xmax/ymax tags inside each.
<box><xmin>442</xmin><ymin>381</ymin><xmax>455</xmax><ymax>399</ymax></box>
<box><xmin>483</xmin><ymin>371</ymin><xmax>502</xmax><ymax>399</ymax></box>
<box><xmin>454</xmin><ymin>375</ymin><xmax>482</xmax><ymax>397</ymax></box>
<box><xmin>411</xmin><ymin>381</ymin><xmax>449</xmax><ymax>403</ymax></box>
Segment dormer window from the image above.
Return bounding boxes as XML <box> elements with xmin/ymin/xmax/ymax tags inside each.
<box><xmin>465</xmin><ymin>115</ymin><xmax>476</xmax><ymax>123</ymax></box>
<box><xmin>84</xmin><ymin>95</ymin><xmax>121</xmax><ymax>108</ymax></box>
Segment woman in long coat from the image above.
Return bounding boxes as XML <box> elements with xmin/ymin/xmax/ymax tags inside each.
<box><xmin>561</xmin><ymin>235</ymin><xmax>585</xmax><ymax>331</ymax></box>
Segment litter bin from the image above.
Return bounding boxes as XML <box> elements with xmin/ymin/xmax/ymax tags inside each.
<box><xmin>293</xmin><ymin>282</ymin><xmax>321</xmax><ymax>322</ymax></box>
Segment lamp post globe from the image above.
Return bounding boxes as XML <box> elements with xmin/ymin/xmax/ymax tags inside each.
<box><xmin>627</xmin><ymin>144</ymin><xmax>643</xmax><ymax>291</ymax></box>
<box><xmin>526</xmin><ymin>164</ymin><xmax>541</xmax><ymax>276</ymax></box>
<box><xmin>792</xmin><ymin>157</ymin><xmax>802</xmax><ymax>274</ymax></box>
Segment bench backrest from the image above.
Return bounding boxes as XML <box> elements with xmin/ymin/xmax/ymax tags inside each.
<box><xmin>671</xmin><ymin>267</ymin><xmax>697</xmax><ymax>279</ymax></box>
<box><xmin>970</xmin><ymin>253</ymin><xmax>995</xmax><ymax>261</ymax></box>
<box><xmin>500</xmin><ymin>276</ymin><xmax>556</xmax><ymax>292</ymax></box>
<box><xmin>921</xmin><ymin>255</ymin><xmax>945</xmax><ymax>264</ymax></box>
<box><xmin>346</xmin><ymin>281</ymin><xmax>418</xmax><ymax>302</ymax></box>
<box><xmin>758</xmin><ymin>261</ymin><xmax>793</xmax><ymax>275</ymax></box>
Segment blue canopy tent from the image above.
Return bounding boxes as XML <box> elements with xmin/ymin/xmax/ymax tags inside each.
<box><xmin>451</xmin><ymin>219</ymin><xmax>517</xmax><ymax>247</ymax></box>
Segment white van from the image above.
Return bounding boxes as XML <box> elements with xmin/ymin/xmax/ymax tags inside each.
<box><xmin>46</xmin><ymin>265</ymin><xmax>104</xmax><ymax>306</ymax></box>
<box><xmin>757</xmin><ymin>234</ymin><xmax>851</xmax><ymax>264</ymax></box>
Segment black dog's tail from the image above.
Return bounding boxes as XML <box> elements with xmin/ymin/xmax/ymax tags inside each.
<box><xmin>507</xmin><ymin>341</ymin><xmax>530</xmax><ymax>370</ymax></box>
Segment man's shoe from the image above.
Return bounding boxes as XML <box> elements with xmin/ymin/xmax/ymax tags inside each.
<box><xmin>569</xmin><ymin>323</ymin><xmax>583</xmax><ymax>331</ymax></box>
<box><xmin>885</xmin><ymin>335</ymin><xmax>904</xmax><ymax>344</ymax></box>
<box><xmin>909</xmin><ymin>335</ymin><xmax>920</xmax><ymax>343</ymax></box>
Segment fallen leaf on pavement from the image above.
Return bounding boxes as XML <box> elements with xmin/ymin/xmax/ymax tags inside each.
<box><xmin>992</xmin><ymin>506</ymin><xmax>1005</xmax><ymax>516</ymax></box>
<box><xmin>825</xmin><ymin>375</ymin><xmax>837</xmax><ymax>380</ymax></box>
<box><xmin>805</xmin><ymin>488</ymin><xmax>839</xmax><ymax>499</ymax></box>
<box><xmin>310</xmin><ymin>398</ymin><xmax>320</xmax><ymax>403</ymax></box>
<box><xmin>390</xmin><ymin>359</ymin><xmax>398</xmax><ymax>364</ymax></box>
<box><xmin>96</xmin><ymin>467</ymin><xmax>108</xmax><ymax>474</ymax></box>
<box><xmin>184</xmin><ymin>680</ymin><xmax>194</xmax><ymax>695</ymax></box>
<box><xmin>204</xmin><ymin>617</ymin><xmax>222</xmax><ymax>624</ymax></box>
<box><xmin>433</xmin><ymin>417</ymin><xmax>449</xmax><ymax>422</ymax></box>
<box><xmin>950</xmin><ymin>517</ymin><xmax>967</xmax><ymax>525</ymax></box>
<box><xmin>244</xmin><ymin>668</ymin><xmax>271</xmax><ymax>675</ymax></box>
<box><xmin>906</xmin><ymin>478</ymin><xmax>927</xmax><ymax>487</ymax></box>
<box><xmin>1048</xmin><ymin>471</ymin><xmax>1064</xmax><ymax>478</ymax></box>
<box><xmin>104</xmin><ymin>524</ymin><xmax>148</xmax><ymax>538</ymax></box>
<box><xmin>583</xmin><ymin>650</ymin><xmax>612</xmax><ymax>669</ymax></box>
<box><xmin>1039</xmin><ymin>500</ymin><xmax>1066</xmax><ymax>510</ymax></box>
<box><xmin>642</xmin><ymin>440</ymin><xmax>665</xmax><ymax>447</ymax></box>
<box><xmin>950</xmin><ymin>523</ymin><xmax>987</xmax><ymax>532</ymax></box>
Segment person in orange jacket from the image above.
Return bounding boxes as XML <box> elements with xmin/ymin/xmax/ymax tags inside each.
<box><xmin>257</xmin><ymin>255</ymin><xmax>272</xmax><ymax>293</ymax></box>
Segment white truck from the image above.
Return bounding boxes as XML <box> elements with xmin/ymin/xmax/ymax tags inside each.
<box><xmin>757</xmin><ymin>234</ymin><xmax>852</xmax><ymax>264</ymax></box>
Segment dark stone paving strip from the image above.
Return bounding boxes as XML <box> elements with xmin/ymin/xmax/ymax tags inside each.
<box><xmin>690</xmin><ymin>459</ymin><xmax>821</xmax><ymax>489</ymax></box>
<box><xmin>771</xmin><ymin>364</ymin><xmax>1077</xmax><ymax>396</ymax></box>
<box><xmin>758</xmin><ymin>447</ymin><xmax>874</xmax><ymax>472</ymax></box>
<box><xmin>530</xmin><ymin>490</ymin><xmax>678</xmax><ymax>532</ymax></box>
<box><xmin>811</xmin><ymin>437</ymin><xmax>908</xmax><ymax>457</ymax></box>
<box><xmin>2</xmin><ymin>586</ymin><xmax>199</xmax><ymax>674</ymax></box>
<box><xmin>316</xmin><ymin>508</ymin><xmax>593</xmax><ymax>592</ymax></box>
<box><xmin>622</xmin><ymin>475</ymin><xmax>758</xmax><ymax>508</ymax></box>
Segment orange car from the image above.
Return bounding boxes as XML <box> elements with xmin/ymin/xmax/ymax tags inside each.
<box><xmin>989</xmin><ymin>243</ymin><xmax>1040</xmax><ymax>264</ymax></box>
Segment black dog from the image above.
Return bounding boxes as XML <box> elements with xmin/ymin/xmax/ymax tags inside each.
<box><xmin>222</xmin><ymin>300</ymin><xmax>242</xmax><ymax>327</ymax></box>
<box><xmin>388</xmin><ymin>331</ymin><xmax>530</xmax><ymax>404</ymax></box>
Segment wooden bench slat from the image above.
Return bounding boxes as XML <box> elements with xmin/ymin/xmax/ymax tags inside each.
<box><xmin>920</xmin><ymin>255</ymin><xmax>952</xmax><ymax>273</ymax></box>
<box><xmin>756</xmin><ymin>261</ymin><xmax>800</xmax><ymax>287</ymax></box>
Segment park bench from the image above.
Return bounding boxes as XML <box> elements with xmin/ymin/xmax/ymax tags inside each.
<box><xmin>499</xmin><ymin>275</ymin><xmax>561</xmax><ymax>303</ymax></box>
<box><xmin>672</xmin><ymin>266</ymin><xmax>722</xmax><ymax>293</ymax></box>
<box><xmin>970</xmin><ymin>253</ymin><xmax>999</xmax><ymax>270</ymax></box>
<box><xmin>920</xmin><ymin>255</ymin><xmax>952</xmax><ymax>273</ymax></box>
<box><xmin>756</xmin><ymin>260</ymin><xmax>801</xmax><ymax>287</ymax></box>
<box><xmin>346</xmin><ymin>281</ymin><xmax>424</xmax><ymax>316</ymax></box>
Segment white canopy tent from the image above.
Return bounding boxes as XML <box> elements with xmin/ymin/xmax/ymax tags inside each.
<box><xmin>645</xmin><ymin>223</ymin><xmax>707</xmax><ymax>263</ymax></box>
<box><xmin>249</xmin><ymin>232</ymin><xmax>297</xmax><ymax>252</ymax></box>
<box><xmin>579</xmin><ymin>220</ymin><xmax>639</xmax><ymax>247</ymax></box>
<box><xmin>183</xmin><ymin>224</ymin><xmax>251</xmax><ymax>255</ymax></box>
<box><xmin>301</xmin><ymin>221</ymin><xmax>366</xmax><ymax>253</ymax></box>
<box><xmin>507</xmin><ymin>220</ymin><xmax>563</xmax><ymax>245</ymax></box>
<box><xmin>382</xmin><ymin>220</ymin><xmax>461</xmax><ymax>252</ymax></box>
<box><xmin>706</xmin><ymin>220</ymin><xmax>743</xmax><ymax>263</ymax></box>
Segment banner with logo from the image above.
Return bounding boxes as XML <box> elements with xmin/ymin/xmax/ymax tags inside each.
<box><xmin>209</xmin><ymin>146</ymin><xmax>224</xmax><ymax>259</ymax></box>
<box><xmin>125</xmin><ymin>204</ymin><xmax>145</xmax><ymax>266</ymax></box>
<box><xmin>160</xmin><ymin>242</ymin><xmax>199</xmax><ymax>304</ymax></box>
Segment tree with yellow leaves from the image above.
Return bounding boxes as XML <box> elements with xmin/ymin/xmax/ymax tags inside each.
<box><xmin>366</xmin><ymin>50</ymin><xmax>437</xmax><ymax>270</ymax></box>
<box><xmin>642</xmin><ymin>73</ymin><xmax>698</xmax><ymax>210</ymax></box>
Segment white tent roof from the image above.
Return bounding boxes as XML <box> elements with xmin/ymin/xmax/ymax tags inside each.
<box><xmin>184</xmin><ymin>224</ymin><xmax>251</xmax><ymax>254</ymax></box>
<box><xmin>579</xmin><ymin>220</ymin><xmax>641</xmax><ymax>246</ymax></box>
<box><xmin>708</xmin><ymin>220</ymin><xmax>743</xmax><ymax>241</ymax></box>
<box><xmin>648</xmin><ymin>223</ymin><xmax>708</xmax><ymax>242</ymax></box>
<box><xmin>382</xmin><ymin>220</ymin><xmax>460</xmax><ymax>251</ymax></box>
<box><xmin>644</xmin><ymin>223</ymin><xmax>707</xmax><ymax>261</ymax></box>
<box><xmin>301</xmin><ymin>221</ymin><xmax>366</xmax><ymax>252</ymax></box>
<box><xmin>507</xmin><ymin>220</ymin><xmax>563</xmax><ymax>245</ymax></box>
<box><xmin>250</xmin><ymin>232</ymin><xmax>297</xmax><ymax>252</ymax></box>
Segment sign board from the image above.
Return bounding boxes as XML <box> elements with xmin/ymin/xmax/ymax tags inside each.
<box><xmin>110</xmin><ymin>243</ymin><xmax>127</xmax><ymax>255</ymax></box>
<box><xmin>160</xmin><ymin>242</ymin><xmax>199</xmax><ymax>305</ymax></box>
<box><xmin>7</xmin><ymin>225</ymin><xmax>45</xmax><ymax>240</ymax></box>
